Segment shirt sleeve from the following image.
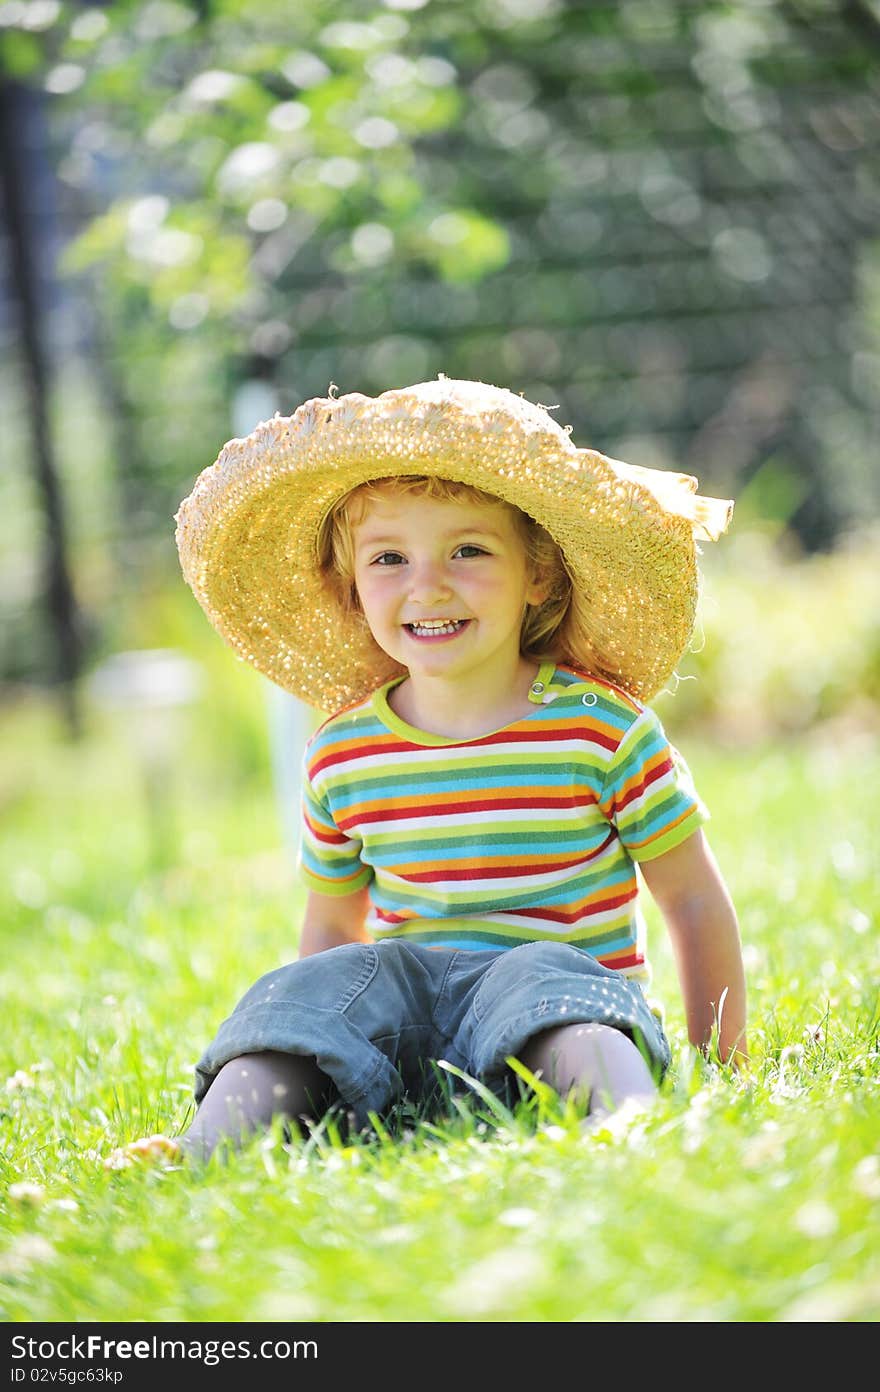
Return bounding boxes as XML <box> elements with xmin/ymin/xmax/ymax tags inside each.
<box><xmin>598</xmin><ymin>706</ymin><xmax>708</xmax><ymax>861</ymax></box>
<box><xmin>297</xmin><ymin>751</ymin><xmax>374</xmax><ymax>897</ymax></box>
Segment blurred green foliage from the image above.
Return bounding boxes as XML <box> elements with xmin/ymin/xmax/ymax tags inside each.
<box><xmin>658</xmin><ymin>523</ymin><xmax>880</xmax><ymax>742</ymax></box>
<box><xmin>1</xmin><ymin>0</ymin><xmax>879</xmax><ymax>713</ymax></box>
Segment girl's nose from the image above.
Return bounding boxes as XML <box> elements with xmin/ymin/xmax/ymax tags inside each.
<box><xmin>407</xmin><ymin>558</ymin><xmax>452</xmax><ymax>604</ymax></box>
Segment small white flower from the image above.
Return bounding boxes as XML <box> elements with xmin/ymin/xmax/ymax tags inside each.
<box><xmin>8</xmin><ymin>1181</ymin><xmax>46</xmax><ymax>1207</ymax></box>
<box><xmin>853</xmin><ymin>1156</ymin><xmax>880</xmax><ymax>1199</ymax></box>
<box><xmin>794</xmin><ymin>1200</ymin><xmax>838</xmax><ymax>1238</ymax></box>
<box><xmin>5</xmin><ymin>1070</ymin><xmax>34</xmax><ymax>1092</ymax></box>
<box><xmin>0</xmin><ymin>1236</ymin><xmax>55</xmax><ymax>1276</ymax></box>
<box><xmin>539</xmin><ymin>1124</ymin><xmax>567</xmax><ymax>1143</ymax></box>
<box><xmin>498</xmin><ymin>1207</ymin><xmax>537</xmax><ymax>1229</ymax></box>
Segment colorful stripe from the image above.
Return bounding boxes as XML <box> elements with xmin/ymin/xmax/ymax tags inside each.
<box><xmin>298</xmin><ymin>664</ymin><xmax>707</xmax><ymax>982</ymax></box>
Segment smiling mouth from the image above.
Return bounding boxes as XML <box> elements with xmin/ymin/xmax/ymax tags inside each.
<box><xmin>404</xmin><ymin>619</ymin><xmax>470</xmax><ymax>638</ymax></box>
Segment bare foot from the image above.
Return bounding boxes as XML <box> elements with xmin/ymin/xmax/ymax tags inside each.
<box><xmin>102</xmin><ymin>1134</ymin><xmax>182</xmax><ymax>1170</ymax></box>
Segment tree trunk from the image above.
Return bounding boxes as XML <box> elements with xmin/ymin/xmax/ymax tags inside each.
<box><xmin>0</xmin><ymin>78</ymin><xmax>81</xmax><ymax>734</ymax></box>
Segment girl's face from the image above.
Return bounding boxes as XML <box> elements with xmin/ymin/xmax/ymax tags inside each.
<box><xmin>352</xmin><ymin>489</ymin><xmax>546</xmax><ymax>690</ymax></box>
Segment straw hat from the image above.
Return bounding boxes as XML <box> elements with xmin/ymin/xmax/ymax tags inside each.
<box><xmin>175</xmin><ymin>376</ymin><xmax>733</xmax><ymax>711</ymax></box>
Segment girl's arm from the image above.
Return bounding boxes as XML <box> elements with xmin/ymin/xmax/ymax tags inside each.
<box><xmin>639</xmin><ymin>829</ymin><xmax>748</xmax><ymax>1065</ymax></box>
<box><xmin>298</xmin><ymin>886</ymin><xmax>374</xmax><ymax>958</ymax></box>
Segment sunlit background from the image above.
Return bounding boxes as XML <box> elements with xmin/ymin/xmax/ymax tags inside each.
<box><xmin>2</xmin><ymin>0</ymin><xmax>879</xmax><ymax>841</ymax></box>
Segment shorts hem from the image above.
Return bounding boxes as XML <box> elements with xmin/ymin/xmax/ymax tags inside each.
<box><xmin>193</xmin><ymin>1001</ymin><xmax>402</xmax><ymax>1127</ymax></box>
<box><xmin>470</xmin><ymin>996</ymin><xmax>671</xmax><ymax>1083</ymax></box>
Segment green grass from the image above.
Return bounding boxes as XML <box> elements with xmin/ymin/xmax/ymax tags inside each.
<box><xmin>1</xmin><ymin>687</ymin><xmax>878</xmax><ymax>1323</ymax></box>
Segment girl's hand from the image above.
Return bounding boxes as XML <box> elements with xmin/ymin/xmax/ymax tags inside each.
<box><xmin>639</xmin><ymin>830</ymin><xmax>748</xmax><ymax>1065</ymax></box>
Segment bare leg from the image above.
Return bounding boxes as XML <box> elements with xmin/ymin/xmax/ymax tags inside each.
<box><xmin>519</xmin><ymin>1023</ymin><xmax>657</xmax><ymax>1121</ymax></box>
<box><xmin>179</xmin><ymin>1051</ymin><xmax>334</xmax><ymax>1161</ymax></box>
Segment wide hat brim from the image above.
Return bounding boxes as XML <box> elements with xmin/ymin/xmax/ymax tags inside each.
<box><xmin>175</xmin><ymin>377</ymin><xmax>732</xmax><ymax>711</ymax></box>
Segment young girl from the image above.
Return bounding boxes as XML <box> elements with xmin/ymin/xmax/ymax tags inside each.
<box><xmin>149</xmin><ymin>377</ymin><xmax>746</xmax><ymax>1161</ymax></box>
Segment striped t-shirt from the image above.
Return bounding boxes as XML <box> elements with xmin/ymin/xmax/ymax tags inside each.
<box><xmin>298</xmin><ymin>661</ymin><xmax>707</xmax><ymax>983</ymax></box>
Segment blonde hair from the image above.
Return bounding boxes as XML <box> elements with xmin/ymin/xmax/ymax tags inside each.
<box><xmin>317</xmin><ymin>475</ymin><xmax>576</xmax><ymax>663</ymax></box>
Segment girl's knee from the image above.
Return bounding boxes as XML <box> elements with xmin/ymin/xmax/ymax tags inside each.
<box><xmin>520</xmin><ymin>1021</ymin><xmax>655</xmax><ymax>1099</ymax></box>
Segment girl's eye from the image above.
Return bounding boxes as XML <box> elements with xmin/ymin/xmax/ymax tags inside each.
<box><xmin>454</xmin><ymin>544</ymin><xmax>488</xmax><ymax>559</ymax></box>
<box><xmin>372</xmin><ymin>551</ymin><xmax>406</xmax><ymax>566</ymax></box>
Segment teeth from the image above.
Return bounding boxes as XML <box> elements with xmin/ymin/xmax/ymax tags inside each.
<box><xmin>408</xmin><ymin>620</ymin><xmax>464</xmax><ymax>636</ymax></box>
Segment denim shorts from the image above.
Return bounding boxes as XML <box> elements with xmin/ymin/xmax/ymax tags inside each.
<box><xmin>194</xmin><ymin>939</ymin><xmax>670</xmax><ymax>1128</ymax></box>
